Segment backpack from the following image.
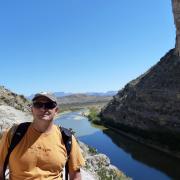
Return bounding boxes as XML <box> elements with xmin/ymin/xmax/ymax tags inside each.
<box><xmin>3</xmin><ymin>122</ymin><xmax>72</xmax><ymax>180</ymax></box>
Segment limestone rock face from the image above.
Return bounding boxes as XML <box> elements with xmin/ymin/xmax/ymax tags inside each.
<box><xmin>172</xmin><ymin>0</ymin><xmax>180</xmax><ymax>55</ymax></box>
<box><xmin>100</xmin><ymin>49</ymin><xmax>180</xmax><ymax>152</ymax></box>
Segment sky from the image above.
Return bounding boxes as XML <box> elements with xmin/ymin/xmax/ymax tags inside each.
<box><xmin>0</xmin><ymin>0</ymin><xmax>175</xmax><ymax>96</ymax></box>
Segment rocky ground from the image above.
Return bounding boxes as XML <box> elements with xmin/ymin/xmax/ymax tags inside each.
<box><xmin>0</xmin><ymin>105</ymin><xmax>32</xmax><ymax>132</ymax></box>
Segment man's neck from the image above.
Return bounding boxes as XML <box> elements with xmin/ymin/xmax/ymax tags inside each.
<box><xmin>32</xmin><ymin>120</ymin><xmax>54</xmax><ymax>133</ymax></box>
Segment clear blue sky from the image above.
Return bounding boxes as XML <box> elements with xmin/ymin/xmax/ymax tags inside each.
<box><xmin>0</xmin><ymin>0</ymin><xmax>175</xmax><ymax>96</ymax></box>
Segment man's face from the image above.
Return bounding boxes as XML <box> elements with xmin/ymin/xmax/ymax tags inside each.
<box><xmin>31</xmin><ymin>97</ymin><xmax>58</xmax><ymax>122</ymax></box>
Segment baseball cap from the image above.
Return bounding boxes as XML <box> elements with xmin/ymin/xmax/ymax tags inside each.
<box><xmin>32</xmin><ymin>92</ymin><xmax>57</xmax><ymax>104</ymax></box>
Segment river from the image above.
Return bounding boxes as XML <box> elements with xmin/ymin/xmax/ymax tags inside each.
<box><xmin>55</xmin><ymin>111</ymin><xmax>180</xmax><ymax>180</ymax></box>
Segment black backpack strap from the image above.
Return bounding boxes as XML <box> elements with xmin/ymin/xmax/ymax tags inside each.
<box><xmin>3</xmin><ymin>122</ymin><xmax>31</xmax><ymax>180</ymax></box>
<box><xmin>59</xmin><ymin>126</ymin><xmax>72</xmax><ymax>180</ymax></box>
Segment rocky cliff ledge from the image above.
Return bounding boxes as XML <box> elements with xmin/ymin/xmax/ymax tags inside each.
<box><xmin>0</xmin><ymin>86</ymin><xmax>30</xmax><ymax>112</ymax></box>
<box><xmin>80</xmin><ymin>142</ymin><xmax>131</xmax><ymax>180</ymax></box>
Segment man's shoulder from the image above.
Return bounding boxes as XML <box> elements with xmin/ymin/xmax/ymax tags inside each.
<box><xmin>54</xmin><ymin>125</ymin><xmax>73</xmax><ymax>137</ymax></box>
<box><xmin>8</xmin><ymin>122</ymin><xmax>31</xmax><ymax>144</ymax></box>
<box><xmin>60</xmin><ymin>126</ymin><xmax>73</xmax><ymax>137</ymax></box>
<box><xmin>9</xmin><ymin>124</ymin><xmax>18</xmax><ymax>138</ymax></box>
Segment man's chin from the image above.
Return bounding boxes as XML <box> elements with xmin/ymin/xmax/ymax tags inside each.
<box><xmin>38</xmin><ymin>116</ymin><xmax>52</xmax><ymax>121</ymax></box>
<box><xmin>40</xmin><ymin>118</ymin><xmax>52</xmax><ymax>121</ymax></box>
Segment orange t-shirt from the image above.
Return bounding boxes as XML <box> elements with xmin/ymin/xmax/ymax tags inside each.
<box><xmin>0</xmin><ymin>124</ymin><xmax>85</xmax><ymax>180</ymax></box>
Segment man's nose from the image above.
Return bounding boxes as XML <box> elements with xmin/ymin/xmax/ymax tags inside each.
<box><xmin>39</xmin><ymin>105</ymin><xmax>47</xmax><ymax>111</ymax></box>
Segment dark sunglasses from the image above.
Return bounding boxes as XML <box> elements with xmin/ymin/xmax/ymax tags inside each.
<box><xmin>33</xmin><ymin>102</ymin><xmax>57</xmax><ymax>109</ymax></box>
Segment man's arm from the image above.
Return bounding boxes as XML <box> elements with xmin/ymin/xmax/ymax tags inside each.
<box><xmin>0</xmin><ymin>130</ymin><xmax>11</xmax><ymax>180</ymax></box>
<box><xmin>0</xmin><ymin>166</ymin><xmax>3</xmax><ymax>180</ymax></box>
<box><xmin>68</xmin><ymin>135</ymin><xmax>85</xmax><ymax>180</ymax></box>
<box><xmin>69</xmin><ymin>169</ymin><xmax>81</xmax><ymax>180</ymax></box>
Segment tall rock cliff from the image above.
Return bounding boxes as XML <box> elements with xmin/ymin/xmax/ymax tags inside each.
<box><xmin>100</xmin><ymin>1</ymin><xmax>180</xmax><ymax>155</ymax></box>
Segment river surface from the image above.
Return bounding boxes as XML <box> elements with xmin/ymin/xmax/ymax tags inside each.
<box><xmin>55</xmin><ymin>111</ymin><xmax>180</xmax><ymax>180</ymax></box>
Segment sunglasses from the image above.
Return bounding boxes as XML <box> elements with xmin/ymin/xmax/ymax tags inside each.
<box><xmin>33</xmin><ymin>102</ymin><xmax>57</xmax><ymax>109</ymax></box>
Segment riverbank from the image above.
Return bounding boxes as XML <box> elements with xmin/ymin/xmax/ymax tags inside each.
<box><xmin>80</xmin><ymin>141</ymin><xmax>131</xmax><ymax>180</ymax></box>
<box><xmin>55</xmin><ymin>109</ymin><xmax>72</xmax><ymax>119</ymax></box>
<box><xmin>104</xmin><ymin>123</ymin><xmax>180</xmax><ymax>159</ymax></box>
<box><xmin>86</xmin><ymin>106</ymin><xmax>180</xmax><ymax>159</ymax></box>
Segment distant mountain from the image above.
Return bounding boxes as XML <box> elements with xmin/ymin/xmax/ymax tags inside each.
<box><xmin>27</xmin><ymin>94</ymin><xmax>34</xmax><ymax>100</ymax></box>
<box><xmin>85</xmin><ymin>91</ymin><xmax>117</xmax><ymax>96</ymax></box>
<box><xmin>53</xmin><ymin>92</ymin><xmax>73</xmax><ymax>97</ymax></box>
<box><xmin>28</xmin><ymin>91</ymin><xmax>117</xmax><ymax>99</ymax></box>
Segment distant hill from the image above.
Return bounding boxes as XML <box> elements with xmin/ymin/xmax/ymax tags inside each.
<box><xmin>57</xmin><ymin>93</ymin><xmax>113</xmax><ymax>105</ymax></box>
<box><xmin>57</xmin><ymin>93</ymin><xmax>113</xmax><ymax>111</ymax></box>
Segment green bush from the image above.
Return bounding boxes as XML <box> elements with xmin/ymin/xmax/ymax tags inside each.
<box><xmin>88</xmin><ymin>145</ymin><xmax>98</xmax><ymax>155</ymax></box>
<box><xmin>88</xmin><ymin>107</ymin><xmax>101</xmax><ymax>124</ymax></box>
<box><xmin>97</xmin><ymin>167</ymin><xmax>128</xmax><ymax>180</ymax></box>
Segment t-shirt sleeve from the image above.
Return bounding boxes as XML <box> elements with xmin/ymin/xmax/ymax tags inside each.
<box><xmin>68</xmin><ymin>135</ymin><xmax>85</xmax><ymax>172</ymax></box>
<box><xmin>0</xmin><ymin>130</ymin><xmax>10</xmax><ymax>167</ymax></box>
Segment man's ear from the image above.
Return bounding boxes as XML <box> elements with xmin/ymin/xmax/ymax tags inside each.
<box><xmin>55</xmin><ymin>107</ymin><xmax>59</xmax><ymax>113</ymax></box>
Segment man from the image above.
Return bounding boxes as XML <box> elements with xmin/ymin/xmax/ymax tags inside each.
<box><xmin>0</xmin><ymin>92</ymin><xmax>85</xmax><ymax>180</ymax></box>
